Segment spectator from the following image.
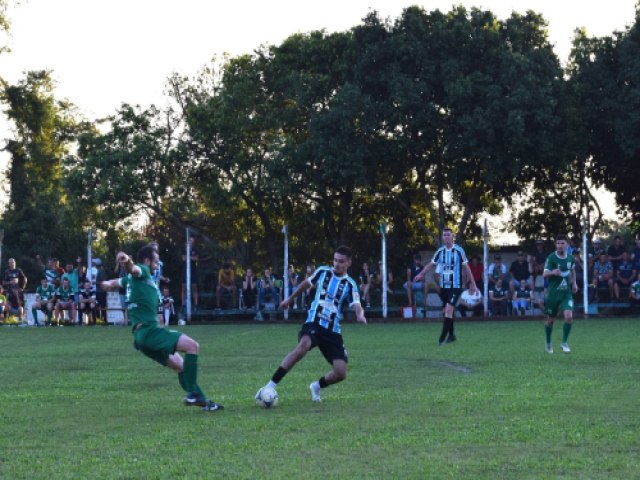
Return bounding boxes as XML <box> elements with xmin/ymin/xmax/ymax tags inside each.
<box><xmin>258</xmin><ymin>268</ymin><xmax>279</xmax><ymax>307</ymax></box>
<box><xmin>181</xmin><ymin>236</ymin><xmax>200</xmax><ymax>312</ymax></box>
<box><xmin>286</xmin><ymin>264</ymin><xmax>300</xmax><ymax>308</ymax></box>
<box><xmin>530</xmin><ymin>240</ymin><xmax>547</xmax><ymax>285</ymax></box>
<box><xmin>487</xmin><ymin>254</ymin><xmax>507</xmax><ymax>289</ymax></box>
<box><xmin>3</xmin><ymin>258</ymin><xmax>27</xmax><ymax>323</ymax></box>
<box><xmin>302</xmin><ymin>263</ymin><xmax>316</xmax><ymax>309</ymax></box>
<box><xmin>359</xmin><ymin>262</ymin><xmax>373</xmax><ymax>308</ymax></box>
<box><xmin>607</xmin><ymin>235</ymin><xmax>625</xmax><ymax>271</ymax></box>
<box><xmin>115</xmin><ymin>261</ymin><xmax>129</xmax><ymax>326</ymax></box>
<box><xmin>573</xmin><ymin>248</ymin><xmax>587</xmax><ymax>290</ymax></box>
<box><xmin>468</xmin><ymin>255</ymin><xmax>484</xmax><ymax>294</ymax></box>
<box><xmin>489</xmin><ymin>278</ymin><xmax>509</xmax><ymax>316</ymax></box>
<box><xmin>509</xmin><ymin>250</ymin><xmax>532</xmax><ymax>297</ymax></box>
<box><xmin>55</xmin><ymin>277</ymin><xmax>77</xmax><ymax>325</ymax></box>
<box><xmin>0</xmin><ymin>286</ymin><xmax>5</xmax><ymax>322</ymax></box>
<box><xmin>160</xmin><ymin>286</ymin><xmax>175</xmax><ymax>327</ymax></box>
<box><xmin>512</xmin><ymin>281</ymin><xmax>533</xmax><ymax>316</ymax></box>
<box><xmin>375</xmin><ymin>260</ymin><xmax>393</xmax><ymax>294</ymax></box>
<box><xmin>61</xmin><ymin>257</ymin><xmax>82</xmax><ymax>307</ymax></box>
<box><xmin>405</xmin><ymin>254</ymin><xmax>429</xmax><ymax>310</ymax></box>
<box><xmin>631</xmin><ymin>237</ymin><xmax>640</xmax><ymax>271</ymax></box>
<box><xmin>241</xmin><ymin>267</ymin><xmax>257</xmax><ymax>309</ymax></box>
<box><xmin>78</xmin><ymin>279</ymin><xmax>98</xmax><ymax>325</ymax></box>
<box><xmin>614</xmin><ymin>251</ymin><xmax>636</xmax><ymax>300</ymax></box>
<box><xmin>630</xmin><ymin>271</ymin><xmax>640</xmax><ymax>307</ymax></box>
<box><xmin>592</xmin><ymin>253</ymin><xmax>614</xmax><ymax>301</ymax></box>
<box><xmin>32</xmin><ymin>276</ymin><xmax>55</xmax><ymax>326</ymax></box>
<box><xmin>216</xmin><ymin>261</ymin><xmax>237</xmax><ymax>309</ymax></box>
<box><xmin>91</xmin><ymin>259</ymin><xmax>107</xmax><ymax>320</ymax></box>
<box><xmin>36</xmin><ymin>256</ymin><xmax>62</xmax><ymax>288</ymax></box>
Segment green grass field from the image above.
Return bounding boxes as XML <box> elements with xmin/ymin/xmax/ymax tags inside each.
<box><xmin>1</xmin><ymin>318</ymin><xmax>639</xmax><ymax>479</ymax></box>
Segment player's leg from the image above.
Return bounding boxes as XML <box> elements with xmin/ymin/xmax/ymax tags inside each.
<box><xmin>32</xmin><ymin>301</ymin><xmax>41</xmax><ymax>325</ymax></box>
<box><xmin>265</xmin><ymin>334</ymin><xmax>312</xmax><ymax>391</ymax></box>
<box><xmin>560</xmin><ymin>294</ymin><xmax>574</xmax><ymax>353</ymax></box>
<box><xmin>164</xmin><ymin>307</ymin><xmax>171</xmax><ymax>327</ymax></box>
<box><xmin>309</xmin><ymin>332</ymin><xmax>349</xmax><ymax>402</ymax></box>
<box><xmin>543</xmin><ymin>295</ymin><xmax>559</xmax><ymax>353</ymax></box>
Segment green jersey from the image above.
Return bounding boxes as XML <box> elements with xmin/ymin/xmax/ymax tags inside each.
<box><xmin>56</xmin><ymin>285</ymin><xmax>74</xmax><ymax>302</ymax></box>
<box><xmin>544</xmin><ymin>251</ymin><xmax>575</xmax><ymax>293</ymax></box>
<box><xmin>36</xmin><ymin>284</ymin><xmax>56</xmax><ymax>301</ymax></box>
<box><xmin>61</xmin><ymin>269</ymin><xmax>79</xmax><ymax>293</ymax></box>
<box><xmin>118</xmin><ymin>264</ymin><xmax>159</xmax><ymax>327</ymax></box>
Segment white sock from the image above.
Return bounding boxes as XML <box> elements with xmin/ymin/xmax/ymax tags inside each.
<box><xmin>164</xmin><ymin>310</ymin><xmax>170</xmax><ymax>326</ymax></box>
<box><xmin>266</xmin><ymin>380</ymin><xmax>277</xmax><ymax>389</ymax></box>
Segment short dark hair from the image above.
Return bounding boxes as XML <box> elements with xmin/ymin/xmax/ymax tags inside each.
<box><xmin>556</xmin><ymin>234</ymin><xmax>567</xmax><ymax>242</ymax></box>
<box><xmin>136</xmin><ymin>245</ymin><xmax>157</xmax><ymax>263</ymax></box>
<box><xmin>335</xmin><ymin>245</ymin><xmax>352</xmax><ymax>259</ymax></box>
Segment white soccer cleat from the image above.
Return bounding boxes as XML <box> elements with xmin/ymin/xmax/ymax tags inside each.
<box><xmin>545</xmin><ymin>343</ymin><xmax>553</xmax><ymax>354</ymax></box>
<box><xmin>561</xmin><ymin>342</ymin><xmax>571</xmax><ymax>353</ymax></box>
<box><xmin>309</xmin><ymin>381</ymin><xmax>321</xmax><ymax>402</ymax></box>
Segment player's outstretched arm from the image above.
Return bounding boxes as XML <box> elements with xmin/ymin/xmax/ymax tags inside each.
<box><xmin>464</xmin><ymin>264</ymin><xmax>477</xmax><ymax>294</ymax></box>
<box><xmin>280</xmin><ymin>279</ymin><xmax>311</xmax><ymax>309</ymax></box>
<box><xmin>353</xmin><ymin>303</ymin><xmax>367</xmax><ymax>324</ymax></box>
<box><xmin>116</xmin><ymin>252</ymin><xmax>141</xmax><ymax>277</ymax></box>
<box><xmin>414</xmin><ymin>263</ymin><xmax>432</xmax><ymax>282</ymax></box>
<box><xmin>100</xmin><ymin>279</ymin><xmax>121</xmax><ymax>291</ymax></box>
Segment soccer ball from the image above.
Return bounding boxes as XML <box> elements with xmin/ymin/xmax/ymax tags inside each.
<box><xmin>178</xmin><ymin>319</ymin><xmax>186</xmax><ymax>326</ymax></box>
<box><xmin>255</xmin><ymin>387</ymin><xmax>279</xmax><ymax>408</ymax></box>
<box><xmin>460</xmin><ymin>289</ymin><xmax>482</xmax><ymax>307</ymax></box>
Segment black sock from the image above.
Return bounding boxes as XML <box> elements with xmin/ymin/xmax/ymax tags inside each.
<box><xmin>319</xmin><ymin>376</ymin><xmax>329</xmax><ymax>389</ymax></box>
<box><xmin>271</xmin><ymin>366</ymin><xmax>288</xmax><ymax>384</ymax></box>
<box><xmin>439</xmin><ymin>321</ymin><xmax>448</xmax><ymax>342</ymax></box>
<box><xmin>447</xmin><ymin>317</ymin><xmax>455</xmax><ymax>337</ymax></box>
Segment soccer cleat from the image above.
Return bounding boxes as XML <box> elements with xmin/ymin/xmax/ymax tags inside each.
<box><xmin>202</xmin><ymin>400</ymin><xmax>224</xmax><ymax>412</ymax></box>
<box><xmin>561</xmin><ymin>342</ymin><xmax>571</xmax><ymax>353</ymax></box>
<box><xmin>446</xmin><ymin>335</ymin><xmax>457</xmax><ymax>344</ymax></box>
<box><xmin>309</xmin><ymin>382</ymin><xmax>322</xmax><ymax>402</ymax></box>
<box><xmin>545</xmin><ymin>343</ymin><xmax>553</xmax><ymax>354</ymax></box>
<box><xmin>184</xmin><ymin>393</ymin><xmax>208</xmax><ymax>407</ymax></box>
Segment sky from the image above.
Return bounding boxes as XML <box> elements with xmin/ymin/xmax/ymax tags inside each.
<box><xmin>0</xmin><ymin>0</ymin><xmax>637</xmax><ymax>228</ymax></box>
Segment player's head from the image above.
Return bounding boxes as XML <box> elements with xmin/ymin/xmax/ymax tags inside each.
<box><xmin>62</xmin><ymin>277</ymin><xmax>69</xmax><ymax>287</ymax></box>
<box><xmin>41</xmin><ymin>277</ymin><xmax>48</xmax><ymax>286</ymax></box>
<box><xmin>137</xmin><ymin>245</ymin><xmax>159</xmax><ymax>271</ymax></box>
<box><xmin>84</xmin><ymin>280</ymin><xmax>92</xmax><ymax>289</ymax></box>
<box><xmin>8</xmin><ymin>258</ymin><xmax>15</xmax><ymax>268</ymax></box>
<box><xmin>555</xmin><ymin>234</ymin><xmax>568</xmax><ymax>253</ymax></box>
<box><xmin>65</xmin><ymin>262</ymin><xmax>73</xmax><ymax>272</ymax></box>
<box><xmin>162</xmin><ymin>286</ymin><xmax>170</xmax><ymax>295</ymax></box>
<box><xmin>442</xmin><ymin>228</ymin><xmax>453</xmax><ymax>246</ymax></box>
<box><xmin>413</xmin><ymin>254</ymin><xmax>422</xmax><ymax>264</ymax></box>
<box><xmin>333</xmin><ymin>245</ymin><xmax>353</xmax><ymax>275</ymax></box>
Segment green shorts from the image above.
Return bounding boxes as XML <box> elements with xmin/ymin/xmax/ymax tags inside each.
<box><xmin>133</xmin><ymin>324</ymin><xmax>182</xmax><ymax>366</ymax></box>
<box><xmin>544</xmin><ymin>291</ymin><xmax>574</xmax><ymax>317</ymax></box>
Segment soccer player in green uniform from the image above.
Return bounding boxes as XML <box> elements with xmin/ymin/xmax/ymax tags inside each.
<box><xmin>543</xmin><ymin>234</ymin><xmax>578</xmax><ymax>353</ymax></box>
<box><xmin>33</xmin><ymin>277</ymin><xmax>55</xmax><ymax>326</ymax></box>
<box><xmin>101</xmin><ymin>245</ymin><xmax>223</xmax><ymax>412</ymax></box>
<box><xmin>55</xmin><ymin>277</ymin><xmax>77</xmax><ymax>325</ymax></box>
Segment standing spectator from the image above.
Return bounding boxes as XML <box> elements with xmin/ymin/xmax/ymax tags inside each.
<box><xmin>302</xmin><ymin>263</ymin><xmax>316</xmax><ymax>309</ymax></box>
<box><xmin>3</xmin><ymin>258</ymin><xmax>27</xmax><ymax>323</ymax></box>
<box><xmin>509</xmin><ymin>251</ymin><xmax>532</xmax><ymax>297</ymax></box>
<box><xmin>414</xmin><ymin>228</ymin><xmax>477</xmax><ymax>345</ymax></box>
<box><xmin>258</xmin><ymin>268</ymin><xmax>279</xmax><ymax>307</ymax></box>
<box><xmin>161</xmin><ymin>286</ymin><xmax>175</xmax><ymax>327</ymax></box>
<box><xmin>61</xmin><ymin>257</ymin><xmax>82</xmax><ymax>308</ymax></box>
<box><xmin>32</xmin><ymin>277</ymin><xmax>55</xmax><ymax>326</ymax></box>
<box><xmin>241</xmin><ymin>267</ymin><xmax>257</xmax><ymax>309</ymax></box>
<box><xmin>543</xmin><ymin>234</ymin><xmax>578</xmax><ymax>354</ymax></box>
<box><xmin>116</xmin><ymin>261</ymin><xmax>129</xmax><ymax>326</ymax></box>
<box><xmin>607</xmin><ymin>235</ymin><xmax>625</xmax><ymax>271</ymax></box>
<box><xmin>512</xmin><ymin>282</ymin><xmax>533</xmax><ymax>316</ymax></box>
<box><xmin>592</xmin><ymin>253</ymin><xmax>614</xmax><ymax>301</ymax></box>
<box><xmin>573</xmin><ymin>248</ymin><xmax>587</xmax><ymax>291</ymax></box>
<box><xmin>37</xmin><ymin>256</ymin><xmax>62</xmax><ymax>288</ymax></box>
<box><xmin>216</xmin><ymin>262</ymin><xmax>237</xmax><ymax>309</ymax></box>
<box><xmin>55</xmin><ymin>277</ymin><xmax>77</xmax><ymax>325</ymax></box>
<box><xmin>530</xmin><ymin>240</ymin><xmax>547</xmax><ymax>285</ymax></box>
<box><xmin>489</xmin><ymin>278</ymin><xmax>509</xmax><ymax>316</ymax></box>
<box><xmin>78</xmin><ymin>279</ymin><xmax>98</xmax><ymax>325</ymax></box>
<box><xmin>613</xmin><ymin>251</ymin><xmax>636</xmax><ymax>300</ymax></box>
<box><xmin>631</xmin><ymin>237</ymin><xmax>640</xmax><ymax>266</ymax></box>
<box><xmin>487</xmin><ymin>254</ymin><xmax>507</xmax><ymax>289</ymax></box>
<box><xmin>181</xmin><ymin>236</ymin><xmax>200</xmax><ymax>312</ymax></box>
<box><xmin>91</xmin><ymin>259</ymin><xmax>107</xmax><ymax>321</ymax></box>
<box><xmin>286</xmin><ymin>265</ymin><xmax>300</xmax><ymax>308</ymax></box>
<box><xmin>468</xmin><ymin>255</ymin><xmax>484</xmax><ymax>294</ymax></box>
<box><xmin>405</xmin><ymin>254</ymin><xmax>429</xmax><ymax>311</ymax></box>
<box><xmin>359</xmin><ymin>262</ymin><xmax>373</xmax><ymax>308</ymax></box>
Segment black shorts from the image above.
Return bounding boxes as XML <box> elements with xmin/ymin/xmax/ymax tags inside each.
<box><xmin>299</xmin><ymin>323</ymin><xmax>348</xmax><ymax>364</ymax></box>
<box><xmin>439</xmin><ymin>288</ymin><xmax>463</xmax><ymax>307</ymax></box>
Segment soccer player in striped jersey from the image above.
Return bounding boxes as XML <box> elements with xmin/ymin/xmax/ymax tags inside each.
<box><xmin>415</xmin><ymin>228</ymin><xmax>477</xmax><ymax>345</ymax></box>
<box><xmin>257</xmin><ymin>245</ymin><xmax>366</xmax><ymax>403</ymax></box>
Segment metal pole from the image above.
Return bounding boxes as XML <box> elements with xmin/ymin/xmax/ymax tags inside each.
<box><xmin>582</xmin><ymin>217</ymin><xmax>589</xmax><ymax>317</ymax></box>
<box><xmin>185</xmin><ymin>228</ymin><xmax>191</xmax><ymax>323</ymax></box>
<box><xmin>380</xmin><ymin>224</ymin><xmax>388</xmax><ymax>320</ymax></box>
<box><xmin>282</xmin><ymin>225</ymin><xmax>289</xmax><ymax>320</ymax></box>
<box><xmin>483</xmin><ymin>219</ymin><xmax>489</xmax><ymax>315</ymax></box>
<box><xmin>0</xmin><ymin>229</ymin><xmax>4</xmax><ymax>278</ymax></box>
<box><xmin>87</xmin><ymin>229</ymin><xmax>93</xmax><ymax>286</ymax></box>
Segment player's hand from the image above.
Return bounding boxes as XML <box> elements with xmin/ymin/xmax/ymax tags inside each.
<box><xmin>279</xmin><ymin>298</ymin><xmax>291</xmax><ymax>310</ymax></box>
<box><xmin>116</xmin><ymin>252</ymin><xmax>129</xmax><ymax>264</ymax></box>
<box><xmin>413</xmin><ymin>274</ymin><xmax>423</xmax><ymax>282</ymax></box>
<box><xmin>552</xmin><ymin>268</ymin><xmax>561</xmax><ymax>276</ymax></box>
<box><xmin>572</xmin><ymin>283</ymin><xmax>578</xmax><ymax>293</ymax></box>
<box><xmin>357</xmin><ymin>313</ymin><xmax>367</xmax><ymax>324</ymax></box>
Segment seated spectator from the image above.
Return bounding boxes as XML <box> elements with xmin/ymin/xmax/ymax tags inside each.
<box><xmin>509</xmin><ymin>250</ymin><xmax>532</xmax><ymax>297</ymax></box>
<box><xmin>487</xmin><ymin>254</ymin><xmax>507</xmax><ymax>289</ymax></box>
<box><xmin>530</xmin><ymin>240</ymin><xmax>547</xmax><ymax>285</ymax></box>
<box><xmin>375</xmin><ymin>260</ymin><xmax>393</xmax><ymax>294</ymax></box>
<box><xmin>489</xmin><ymin>278</ymin><xmax>509</xmax><ymax>316</ymax></box>
<box><xmin>160</xmin><ymin>286</ymin><xmax>175</xmax><ymax>327</ymax></box>
<box><xmin>3</xmin><ymin>258</ymin><xmax>27</xmax><ymax>323</ymax></box>
<box><xmin>258</xmin><ymin>268</ymin><xmax>279</xmax><ymax>307</ymax></box>
<box><xmin>631</xmin><ymin>236</ymin><xmax>640</xmax><ymax>269</ymax></box>
<box><xmin>286</xmin><ymin>264</ymin><xmax>300</xmax><ymax>308</ymax></box>
<box><xmin>630</xmin><ymin>271</ymin><xmax>640</xmax><ymax>307</ymax></box>
<box><xmin>241</xmin><ymin>267</ymin><xmax>257</xmax><ymax>309</ymax></box>
<box><xmin>405</xmin><ymin>254</ymin><xmax>428</xmax><ymax>310</ymax></box>
<box><xmin>55</xmin><ymin>277</ymin><xmax>77</xmax><ymax>325</ymax></box>
<box><xmin>78</xmin><ymin>279</ymin><xmax>97</xmax><ymax>325</ymax></box>
<box><xmin>32</xmin><ymin>276</ymin><xmax>55</xmax><ymax>326</ymax></box>
<box><xmin>512</xmin><ymin>282</ymin><xmax>533</xmax><ymax>316</ymax></box>
<box><xmin>359</xmin><ymin>262</ymin><xmax>373</xmax><ymax>308</ymax></box>
<box><xmin>614</xmin><ymin>251</ymin><xmax>636</xmax><ymax>300</ymax></box>
<box><xmin>607</xmin><ymin>235</ymin><xmax>625</xmax><ymax>271</ymax></box>
<box><xmin>592</xmin><ymin>253</ymin><xmax>614</xmax><ymax>301</ymax></box>
<box><xmin>573</xmin><ymin>248</ymin><xmax>587</xmax><ymax>290</ymax></box>
<box><xmin>468</xmin><ymin>255</ymin><xmax>484</xmax><ymax>294</ymax></box>
<box><xmin>0</xmin><ymin>286</ymin><xmax>5</xmax><ymax>322</ymax></box>
<box><xmin>216</xmin><ymin>262</ymin><xmax>237</xmax><ymax>309</ymax></box>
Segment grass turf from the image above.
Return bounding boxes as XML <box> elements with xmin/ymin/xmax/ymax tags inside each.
<box><xmin>0</xmin><ymin>318</ymin><xmax>638</xmax><ymax>479</ymax></box>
